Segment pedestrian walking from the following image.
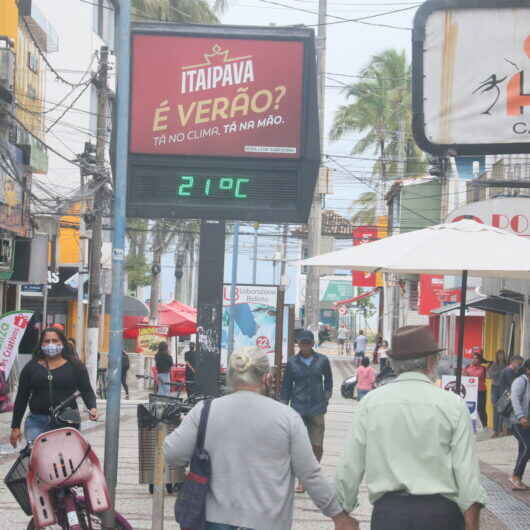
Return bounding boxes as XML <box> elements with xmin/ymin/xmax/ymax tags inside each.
<box><xmin>165</xmin><ymin>348</ymin><xmax>358</xmax><ymax>530</ymax></box>
<box><xmin>378</xmin><ymin>339</ymin><xmax>389</xmax><ymax>373</ymax></box>
<box><xmin>337</xmin><ymin>324</ymin><xmax>350</xmax><ymax>356</ymax></box>
<box><xmin>509</xmin><ymin>359</ymin><xmax>530</xmax><ymax>491</ymax></box>
<box><xmin>10</xmin><ymin>327</ymin><xmax>98</xmax><ymax>447</ymax></box>
<box><xmin>488</xmin><ymin>349</ymin><xmax>507</xmax><ymax>437</ymax></box>
<box><xmin>154</xmin><ymin>341</ymin><xmax>173</xmax><ymax>396</ymax></box>
<box><xmin>281</xmin><ymin>330</ymin><xmax>332</xmax><ymax>493</ymax></box>
<box><xmin>353</xmin><ymin>330</ymin><xmax>368</xmax><ymax>367</ymax></box>
<box><xmin>356</xmin><ymin>357</ymin><xmax>375</xmax><ymax>400</ymax></box>
<box><xmin>337</xmin><ymin>325</ymin><xmax>486</xmax><ymax>530</ymax></box>
<box><xmin>184</xmin><ymin>342</ymin><xmax>197</xmax><ymax>396</ymax></box>
<box><xmin>464</xmin><ymin>353</ymin><xmax>488</xmax><ymax>429</ymax></box>
<box><xmin>500</xmin><ymin>355</ymin><xmax>524</xmax><ymax>395</ymax></box>
<box><xmin>372</xmin><ymin>335</ymin><xmax>382</xmax><ymax>365</ymax></box>
<box><xmin>121</xmin><ymin>350</ymin><xmax>130</xmax><ymax>400</ymax></box>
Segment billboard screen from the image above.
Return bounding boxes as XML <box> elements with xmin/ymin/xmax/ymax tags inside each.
<box><xmin>412</xmin><ymin>0</ymin><xmax>530</xmax><ymax>155</ymax></box>
<box><xmin>130</xmin><ymin>35</ymin><xmax>303</xmax><ymax>158</ymax></box>
<box><xmin>127</xmin><ymin>24</ymin><xmax>320</xmax><ymax>223</ymax></box>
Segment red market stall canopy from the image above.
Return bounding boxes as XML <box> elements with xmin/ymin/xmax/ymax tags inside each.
<box><xmin>122</xmin><ymin>300</ymin><xmax>197</xmax><ymax>338</ymax></box>
<box><xmin>158</xmin><ymin>301</ymin><xmax>197</xmax><ymax>336</ymax></box>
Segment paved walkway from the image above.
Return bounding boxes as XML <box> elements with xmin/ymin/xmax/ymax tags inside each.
<box><xmin>0</xmin><ymin>347</ymin><xmax>529</xmax><ymax>529</ymax></box>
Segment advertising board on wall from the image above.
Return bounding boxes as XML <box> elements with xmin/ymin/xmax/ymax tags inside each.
<box><xmin>128</xmin><ymin>24</ymin><xmax>320</xmax><ymax>223</ymax></box>
<box><xmin>221</xmin><ymin>284</ymin><xmax>278</xmax><ymax>368</ymax></box>
<box><xmin>441</xmin><ymin>375</ymin><xmax>478</xmax><ymax>421</ymax></box>
<box><xmin>447</xmin><ymin>197</ymin><xmax>530</xmax><ymax>237</ymax></box>
<box><xmin>412</xmin><ymin>0</ymin><xmax>530</xmax><ymax>155</ymax></box>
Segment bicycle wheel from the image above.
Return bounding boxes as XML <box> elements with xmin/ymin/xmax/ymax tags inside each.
<box><xmin>26</xmin><ymin>501</ymin><xmax>131</xmax><ymax>530</ymax></box>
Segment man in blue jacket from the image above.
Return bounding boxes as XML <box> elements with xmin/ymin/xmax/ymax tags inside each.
<box><xmin>281</xmin><ymin>330</ymin><xmax>333</xmax><ymax>493</ymax></box>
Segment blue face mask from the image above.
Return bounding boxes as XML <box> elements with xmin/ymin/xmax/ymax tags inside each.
<box><xmin>42</xmin><ymin>344</ymin><xmax>63</xmax><ymax>357</ymax></box>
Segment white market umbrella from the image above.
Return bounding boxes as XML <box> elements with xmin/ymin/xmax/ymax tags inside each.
<box><xmin>302</xmin><ymin>219</ymin><xmax>530</xmax><ymax>391</ymax></box>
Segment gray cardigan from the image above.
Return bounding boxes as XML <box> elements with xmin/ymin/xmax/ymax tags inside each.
<box><xmin>164</xmin><ymin>391</ymin><xmax>342</xmax><ymax>530</ymax></box>
<box><xmin>510</xmin><ymin>374</ymin><xmax>530</xmax><ymax>425</ymax></box>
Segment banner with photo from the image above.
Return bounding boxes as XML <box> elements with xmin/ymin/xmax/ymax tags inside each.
<box><xmin>221</xmin><ymin>285</ymin><xmax>278</xmax><ymax>368</ymax></box>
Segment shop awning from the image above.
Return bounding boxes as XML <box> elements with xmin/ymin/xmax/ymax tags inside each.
<box><xmin>334</xmin><ymin>287</ymin><xmax>380</xmax><ymax>307</ymax></box>
<box><xmin>432</xmin><ymin>295</ymin><xmax>521</xmax><ymax>316</ymax></box>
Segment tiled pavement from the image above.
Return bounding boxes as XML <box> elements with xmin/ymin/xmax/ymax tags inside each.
<box><xmin>0</xmin><ymin>347</ymin><xmax>529</xmax><ymax>529</ymax></box>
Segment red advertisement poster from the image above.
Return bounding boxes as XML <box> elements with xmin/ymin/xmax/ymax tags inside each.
<box><xmin>352</xmin><ymin>226</ymin><xmax>378</xmax><ymax>287</ymax></box>
<box><xmin>418</xmin><ymin>274</ymin><xmax>444</xmax><ymax>315</ymax></box>
<box><xmin>130</xmin><ymin>35</ymin><xmax>304</xmax><ymax>158</ymax></box>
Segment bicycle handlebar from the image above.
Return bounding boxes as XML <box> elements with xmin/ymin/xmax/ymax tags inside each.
<box><xmin>51</xmin><ymin>390</ymin><xmax>81</xmax><ymax>417</ymax></box>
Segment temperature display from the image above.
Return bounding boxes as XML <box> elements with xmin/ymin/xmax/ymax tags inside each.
<box><xmin>177</xmin><ymin>175</ymin><xmax>251</xmax><ymax>200</ymax></box>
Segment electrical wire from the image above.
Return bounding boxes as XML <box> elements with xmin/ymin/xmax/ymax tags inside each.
<box><xmin>45</xmin><ymin>81</ymin><xmax>94</xmax><ymax>133</ymax></box>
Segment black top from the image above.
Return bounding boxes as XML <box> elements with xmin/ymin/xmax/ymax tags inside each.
<box><xmin>11</xmin><ymin>359</ymin><xmax>97</xmax><ymax>429</ymax></box>
<box><xmin>500</xmin><ymin>366</ymin><xmax>520</xmax><ymax>394</ymax></box>
<box><xmin>155</xmin><ymin>351</ymin><xmax>173</xmax><ymax>373</ymax></box>
<box><xmin>184</xmin><ymin>349</ymin><xmax>196</xmax><ymax>369</ymax></box>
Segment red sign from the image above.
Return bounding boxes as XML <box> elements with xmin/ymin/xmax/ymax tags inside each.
<box><xmin>418</xmin><ymin>274</ymin><xmax>444</xmax><ymax>315</ymax></box>
<box><xmin>352</xmin><ymin>226</ymin><xmax>378</xmax><ymax>287</ymax></box>
<box><xmin>130</xmin><ymin>35</ymin><xmax>304</xmax><ymax>158</ymax></box>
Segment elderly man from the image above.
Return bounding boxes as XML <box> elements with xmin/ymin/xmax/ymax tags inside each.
<box><xmin>336</xmin><ymin>325</ymin><xmax>487</xmax><ymax>530</ymax></box>
<box><xmin>165</xmin><ymin>348</ymin><xmax>357</xmax><ymax>530</ymax></box>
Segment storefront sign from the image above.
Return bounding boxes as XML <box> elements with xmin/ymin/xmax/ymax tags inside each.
<box><xmin>136</xmin><ymin>326</ymin><xmax>169</xmax><ymax>355</ymax></box>
<box><xmin>127</xmin><ymin>24</ymin><xmax>320</xmax><ymax>223</ymax></box>
<box><xmin>352</xmin><ymin>226</ymin><xmax>378</xmax><ymax>287</ymax></box>
<box><xmin>413</xmin><ymin>0</ymin><xmax>530</xmax><ymax>155</ymax></box>
<box><xmin>447</xmin><ymin>197</ymin><xmax>530</xmax><ymax>237</ymax></box>
<box><xmin>418</xmin><ymin>274</ymin><xmax>444</xmax><ymax>315</ymax></box>
<box><xmin>441</xmin><ymin>375</ymin><xmax>478</xmax><ymax>420</ymax></box>
<box><xmin>221</xmin><ymin>284</ymin><xmax>278</xmax><ymax>368</ymax></box>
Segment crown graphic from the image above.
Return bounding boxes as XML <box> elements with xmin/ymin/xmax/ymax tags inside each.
<box><xmin>182</xmin><ymin>44</ymin><xmax>252</xmax><ymax>70</ymax></box>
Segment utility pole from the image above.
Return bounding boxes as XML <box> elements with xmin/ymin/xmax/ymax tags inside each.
<box><xmin>304</xmin><ymin>0</ymin><xmax>326</xmax><ymax>333</ymax></box>
<box><xmin>87</xmin><ymin>45</ymin><xmax>109</xmax><ymax>390</ymax></box>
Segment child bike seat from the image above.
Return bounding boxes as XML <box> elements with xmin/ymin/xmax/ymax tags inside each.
<box><xmin>26</xmin><ymin>428</ymin><xmax>110</xmax><ymax>528</ymax></box>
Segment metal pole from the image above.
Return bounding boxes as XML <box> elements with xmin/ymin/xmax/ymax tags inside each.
<box><xmin>252</xmin><ymin>226</ymin><xmax>258</xmax><ymax>284</ymax></box>
<box><xmin>227</xmin><ymin>222</ymin><xmax>240</xmax><ymax>360</ymax></box>
<box><xmin>77</xmin><ymin>193</ymin><xmax>86</xmax><ymax>359</ymax></box>
<box><xmin>304</xmin><ymin>0</ymin><xmax>326</xmax><ymax>335</ymax></box>
<box><xmin>102</xmin><ymin>0</ymin><xmax>130</xmax><ymax>526</ymax></box>
<box><xmin>42</xmin><ymin>284</ymin><xmax>48</xmax><ymax>329</ymax></box>
<box><xmin>455</xmin><ymin>270</ymin><xmax>468</xmax><ymax>395</ymax></box>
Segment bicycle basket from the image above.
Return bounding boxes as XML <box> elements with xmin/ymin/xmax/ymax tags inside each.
<box><xmin>4</xmin><ymin>451</ymin><xmax>32</xmax><ymax>515</ymax></box>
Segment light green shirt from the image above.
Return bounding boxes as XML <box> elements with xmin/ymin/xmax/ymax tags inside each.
<box><xmin>336</xmin><ymin>372</ymin><xmax>487</xmax><ymax>514</ymax></box>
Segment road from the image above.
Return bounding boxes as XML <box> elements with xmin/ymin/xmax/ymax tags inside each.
<box><xmin>0</xmin><ymin>353</ymin><xmax>529</xmax><ymax>528</ymax></box>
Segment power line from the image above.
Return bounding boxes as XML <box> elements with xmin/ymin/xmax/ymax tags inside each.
<box><xmin>21</xmin><ymin>17</ymin><xmax>90</xmax><ymax>88</ymax></box>
<box><xmin>45</xmin><ymin>81</ymin><xmax>94</xmax><ymax>133</ymax></box>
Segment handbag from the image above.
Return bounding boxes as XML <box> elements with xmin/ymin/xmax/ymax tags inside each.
<box><xmin>175</xmin><ymin>399</ymin><xmax>213</xmax><ymax>530</ymax></box>
<box><xmin>496</xmin><ymin>390</ymin><xmax>513</xmax><ymax>418</ymax></box>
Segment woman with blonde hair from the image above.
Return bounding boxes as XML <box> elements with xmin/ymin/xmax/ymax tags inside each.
<box><xmin>165</xmin><ymin>348</ymin><xmax>357</xmax><ymax>530</ymax></box>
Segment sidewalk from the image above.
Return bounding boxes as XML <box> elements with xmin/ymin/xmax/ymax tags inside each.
<box><xmin>0</xmin><ymin>354</ymin><xmax>529</xmax><ymax>528</ymax></box>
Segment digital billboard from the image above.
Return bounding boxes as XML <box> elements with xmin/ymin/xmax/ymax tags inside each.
<box><xmin>127</xmin><ymin>23</ymin><xmax>320</xmax><ymax>223</ymax></box>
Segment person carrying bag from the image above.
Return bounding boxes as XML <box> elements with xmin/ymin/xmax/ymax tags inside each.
<box><xmin>174</xmin><ymin>399</ymin><xmax>212</xmax><ymax>530</ymax></box>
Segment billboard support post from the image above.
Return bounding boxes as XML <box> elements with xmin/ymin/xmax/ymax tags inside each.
<box><xmin>227</xmin><ymin>222</ymin><xmax>240</xmax><ymax>361</ymax></box>
<box><xmin>195</xmin><ymin>221</ymin><xmax>225</xmax><ymax>396</ymax></box>
<box><xmin>102</xmin><ymin>0</ymin><xmax>130</xmax><ymax>526</ymax></box>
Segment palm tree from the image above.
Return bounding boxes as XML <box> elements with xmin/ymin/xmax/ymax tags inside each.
<box><xmin>350</xmin><ymin>191</ymin><xmax>376</xmax><ymax>226</ymax></box>
<box><xmin>132</xmin><ymin>0</ymin><xmax>219</xmax><ymax>23</ymax></box>
<box><xmin>331</xmin><ymin>49</ymin><xmax>425</xmax><ymax>185</ymax></box>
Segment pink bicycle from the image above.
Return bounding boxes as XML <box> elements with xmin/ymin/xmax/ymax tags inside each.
<box><xmin>5</xmin><ymin>392</ymin><xmax>132</xmax><ymax>529</ymax></box>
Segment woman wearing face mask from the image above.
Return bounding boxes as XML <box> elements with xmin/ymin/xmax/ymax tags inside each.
<box><xmin>9</xmin><ymin>327</ymin><xmax>98</xmax><ymax>448</ymax></box>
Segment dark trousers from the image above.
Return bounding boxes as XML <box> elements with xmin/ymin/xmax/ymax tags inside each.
<box><xmin>371</xmin><ymin>493</ymin><xmax>464</xmax><ymax>530</ymax></box>
<box><xmin>477</xmin><ymin>390</ymin><xmax>488</xmax><ymax>428</ymax></box>
<box><xmin>491</xmin><ymin>385</ymin><xmax>503</xmax><ymax>433</ymax></box>
<box><xmin>512</xmin><ymin>423</ymin><xmax>530</xmax><ymax>478</ymax></box>
<box><xmin>121</xmin><ymin>369</ymin><xmax>129</xmax><ymax>395</ymax></box>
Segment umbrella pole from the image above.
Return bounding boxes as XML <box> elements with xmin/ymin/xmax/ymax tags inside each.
<box><xmin>455</xmin><ymin>270</ymin><xmax>468</xmax><ymax>395</ymax></box>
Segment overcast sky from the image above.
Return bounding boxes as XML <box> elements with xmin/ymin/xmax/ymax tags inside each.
<box><xmin>34</xmin><ymin>0</ymin><xmax>420</xmax><ymax>306</ymax></box>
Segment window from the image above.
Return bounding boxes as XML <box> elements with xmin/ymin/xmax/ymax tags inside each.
<box><xmin>27</xmin><ymin>84</ymin><xmax>37</xmax><ymax>99</ymax></box>
<box><xmin>27</xmin><ymin>51</ymin><xmax>38</xmax><ymax>73</ymax></box>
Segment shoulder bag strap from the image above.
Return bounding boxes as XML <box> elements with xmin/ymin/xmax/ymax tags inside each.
<box><xmin>196</xmin><ymin>398</ymin><xmax>212</xmax><ymax>451</ymax></box>
<box><xmin>46</xmin><ymin>360</ymin><xmax>54</xmax><ymax>415</ymax></box>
